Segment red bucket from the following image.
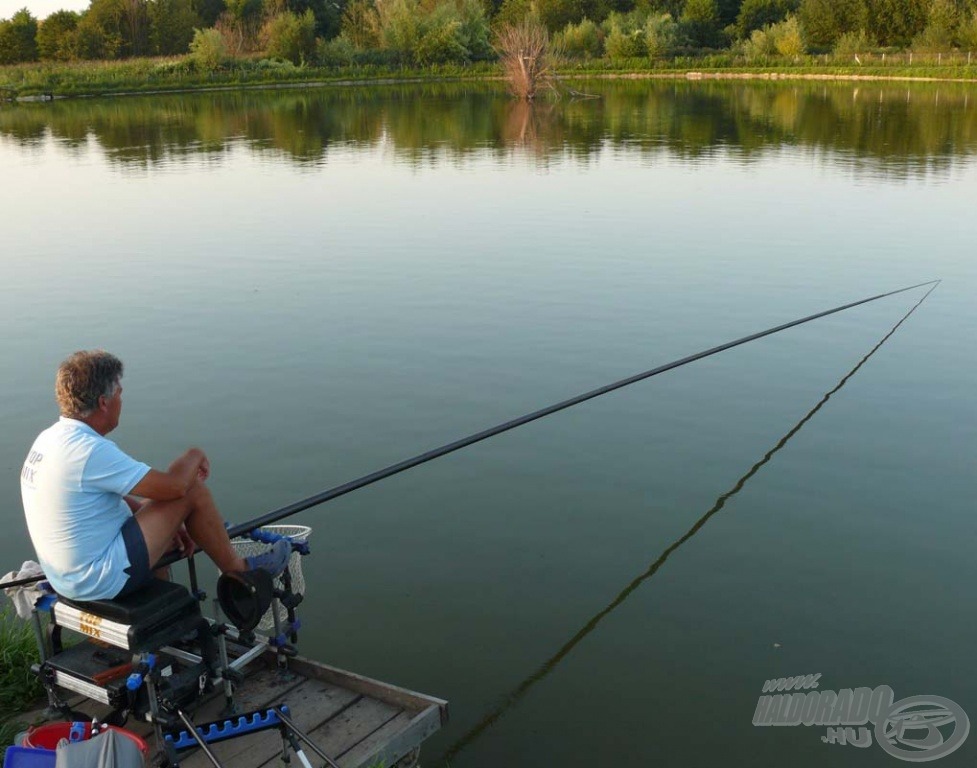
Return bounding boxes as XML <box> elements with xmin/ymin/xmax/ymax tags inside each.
<box><xmin>22</xmin><ymin>723</ymin><xmax>149</xmax><ymax>757</ymax></box>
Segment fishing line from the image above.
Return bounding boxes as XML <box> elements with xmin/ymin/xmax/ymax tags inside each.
<box><xmin>441</xmin><ymin>279</ymin><xmax>941</xmax><ymax>761</ymax></box>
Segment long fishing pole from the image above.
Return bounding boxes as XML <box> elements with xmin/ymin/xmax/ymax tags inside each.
<box><xmin>0</xmin><ymin>279</ymin><xmax>938</xmax><ymax>592</ymax></box>
<box><xmin>228</xmin><ymin>279</ymin><xmax>938</xmax><ymax>538</ymax></box>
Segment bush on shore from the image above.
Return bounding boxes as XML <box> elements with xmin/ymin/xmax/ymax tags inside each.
<box><xmin>262</xmin><ymin>9</ymin><xmax>316</xmax><ymax>65</ymax></box>
<box><xmin>336</xmin><ymin>0</ymin><xmax>492</xmax><ymax>67</ymax></box>
<box><xmin>189</xmin><ymin>26</ymin><xmax>226</xmax><ymax>70</ymax></box>
<box><xmin>553</xmin><ymin>18</ymin><xmax>602</xmax><ymax>59</ymax></box>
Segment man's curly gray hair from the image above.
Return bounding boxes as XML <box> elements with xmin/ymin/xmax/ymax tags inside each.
<box><xmin>55</xmin><ymin>350</ymin><xmax>123</xmax><ymax>419</ymax></box>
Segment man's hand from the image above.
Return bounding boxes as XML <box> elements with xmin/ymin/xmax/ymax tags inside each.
<box><xmin>132</xmin><ymin>447</ymin><xmax>209</xmax><ymax>501</ymax></box>
<box><xmin>171</xmin><ymin>525</ymin><xmax>196</xmax><ymax>556</ymax></box>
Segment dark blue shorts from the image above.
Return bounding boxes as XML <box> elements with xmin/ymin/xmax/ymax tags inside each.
<box><xmin>115</xmin><ymin>515</ymin><xmax>152</xmax><ymax>598</ymax></box>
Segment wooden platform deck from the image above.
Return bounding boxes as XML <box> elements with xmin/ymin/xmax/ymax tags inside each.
<box><xmin>64</xmin><ymin>649</ymin><xmax>448</xmax><ymax>768</ymax></box>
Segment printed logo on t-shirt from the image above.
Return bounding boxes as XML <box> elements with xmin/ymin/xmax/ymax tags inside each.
<box><xmin>21</xmin><ymin>450</ymin><xmax>43</xmax><ymax>487</ymax></box>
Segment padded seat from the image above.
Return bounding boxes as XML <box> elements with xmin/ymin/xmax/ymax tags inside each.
<box><xmin>59</xmin><ymin>579</ymin><xmax>197</xmax><ymax>626</ymax></box>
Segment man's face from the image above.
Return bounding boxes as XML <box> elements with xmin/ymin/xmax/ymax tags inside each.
<box><xmin>104</xmin><ymin>382</ymin><xmax>123</xmax><ymax>432</ymax></box>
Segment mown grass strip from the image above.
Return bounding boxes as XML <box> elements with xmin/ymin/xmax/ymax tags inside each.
<box><xmin>0</xmin><ymin>58</ymin><xmax>498</xmax><ymax>98</ymax></box>
<box><xmin>2</xmin><ymin>55</ymin><xmax>977</xmax><ymax>100</ymax></box>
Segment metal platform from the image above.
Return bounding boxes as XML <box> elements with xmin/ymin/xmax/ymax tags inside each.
<box><xmin>63</xmin><ymin>648</ymin><xmax>447</xmax><ymax>768</ymax></box>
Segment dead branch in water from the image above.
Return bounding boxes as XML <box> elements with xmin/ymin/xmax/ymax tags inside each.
<box><xmin>494</xmin><ymin>20</ymin><xmax>556</xmax><ymax>101</ymax></box>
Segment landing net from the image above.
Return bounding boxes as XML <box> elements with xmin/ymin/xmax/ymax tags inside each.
<box><xmin>231</xmin><ymin>524</ymin><xmax>311</xmax><ymax>634</ymax></box>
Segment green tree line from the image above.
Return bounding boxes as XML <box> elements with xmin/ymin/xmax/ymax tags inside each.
<box><xmin>2</xmin><ymin>0</ymin><xmax>977</xmax><ymax>67</ymax></box>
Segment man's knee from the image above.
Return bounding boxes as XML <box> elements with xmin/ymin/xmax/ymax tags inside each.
<box><xmin>186</xmin><ymin>480</ymin><xmax>213</xmax><ymax>506</ymax></box>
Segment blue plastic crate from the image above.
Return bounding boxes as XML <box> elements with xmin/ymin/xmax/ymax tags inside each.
<box><xmin>2</xmin><ymin>746</ymin><xmax>56</xmax><ymax>768</ymax></box>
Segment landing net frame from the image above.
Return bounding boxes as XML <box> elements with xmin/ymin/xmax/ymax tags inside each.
<box><xmin>231</xmin><ymin>524</ymin><xmax>311</xmax><ymax>634</ymax></box>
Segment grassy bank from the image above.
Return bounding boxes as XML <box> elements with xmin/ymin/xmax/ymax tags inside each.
<box><xmin>2</xmin><ymin>54</ymin><xmax>977</xmax><ymax>100</ymax></box>
<box><xmin>563</xmin><ymin>55</ymin><xmax>977</xmax><ymax>81</ymax></box>
<box><xmin>0</xmin><ymin>57</ymin><xmax>498</xmax><ymax>99</ymax></box>
<box><xmin>0</xmin><ymin>606</ymin><xmax>44</xmax><ymax>760</ymax></box>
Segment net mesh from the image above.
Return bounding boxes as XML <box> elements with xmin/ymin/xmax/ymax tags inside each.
<box><xmin>231</xmin><ymin>524</ymin><xmax>311</xmax><ymax>634</ymax></box>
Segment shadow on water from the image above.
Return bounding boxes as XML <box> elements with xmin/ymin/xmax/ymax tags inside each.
<box><xmin>1</xmin><ymin>80</ymin><xmax>976</xmax><ymax>176</ymax></box>
<box><xmin>442</xmin><ymin>281</ymin><xmax>940</xmax><ymax>763</ymax></box>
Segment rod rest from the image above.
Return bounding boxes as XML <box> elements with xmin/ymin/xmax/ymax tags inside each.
<box><xmin>164</xmin><ymin>705</ymin><xmax>292</xmax><ymax>750</ymax></box>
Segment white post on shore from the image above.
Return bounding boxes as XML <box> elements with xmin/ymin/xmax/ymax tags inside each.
<box><xmin>909</xmin><ymin>52</ymin><xmax>913</xmax><ymax>65</ymax></box>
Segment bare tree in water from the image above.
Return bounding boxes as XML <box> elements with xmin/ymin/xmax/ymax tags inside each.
<box><xmin>495</xmin><ymin>20</ymin><xmax>555</xmax><ymax>101</ymax></box>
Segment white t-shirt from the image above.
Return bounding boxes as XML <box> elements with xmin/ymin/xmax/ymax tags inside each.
<box><xmin>21</xmin><ymin>417</ymin><xmax>150</xmax><ymax>600</ymax></box>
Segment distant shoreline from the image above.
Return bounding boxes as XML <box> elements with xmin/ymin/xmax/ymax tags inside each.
<box><xmin>597</xmin><ymin>70</ymin><xmax>977</xmax><ymax>83</ymax></box>
<box><xmin>4</xmin><ymin>64</ymin><xmax>977</xmax><ymax>102</ymax></box>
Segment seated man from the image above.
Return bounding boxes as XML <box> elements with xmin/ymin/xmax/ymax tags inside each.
<box><xmin>20</xmin><ymin>350</ymin><xmax>289</xmax><ymax>601</ymax></box>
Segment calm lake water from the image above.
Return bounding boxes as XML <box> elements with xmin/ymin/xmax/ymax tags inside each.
<box><xmin>2</xmin><ymin>79</ymin><xmax>976</xmax><ymax>767</ymax></box>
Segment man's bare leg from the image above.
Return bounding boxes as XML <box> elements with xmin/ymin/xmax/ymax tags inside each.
<box><xmin>126</xmin><ymin>496</ymin><xmax>172</xmax><ymax>579</ymax></box>
<box><xmin>135</xmin><ymin>481</ymin><xmax>246</xmax><ymax>573</ymax></box>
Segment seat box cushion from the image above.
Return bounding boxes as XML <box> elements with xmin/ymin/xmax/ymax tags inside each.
<box><xmin>59</xmin><ymin>579</ymin><xmax>197</xmax><ymax>626</ymax></box>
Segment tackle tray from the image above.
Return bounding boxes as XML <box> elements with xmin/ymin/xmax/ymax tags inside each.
<box><xmin>45</xmin><ymin>641</ymin><xmax>132</xmax><ymax>684</ymax></box>
<box><xmin>43</xmin><ymin>640</ymin><xmax>200</xmax><ymax>711</ymax></box>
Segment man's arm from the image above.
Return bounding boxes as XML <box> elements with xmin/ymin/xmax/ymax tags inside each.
<box><xmin>130</xmin><ymin>448</ymin><xmax>209</xmax><ymax>501</ymax></box>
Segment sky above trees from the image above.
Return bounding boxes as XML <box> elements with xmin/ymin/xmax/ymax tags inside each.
<box><xmin>14</xmin><ymin>0</ymin><xmax>89</xmax><ymax>20</ymax></box>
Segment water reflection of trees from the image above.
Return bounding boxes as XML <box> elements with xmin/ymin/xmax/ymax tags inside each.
<box><xmin>1</xmin><ymin>80</ymin><xmax>974</xmax><ymax>176</ymax></box>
